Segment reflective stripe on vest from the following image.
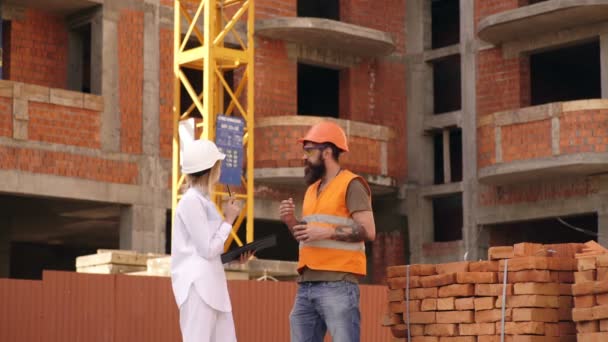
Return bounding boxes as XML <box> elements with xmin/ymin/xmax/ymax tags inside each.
<box><xmin>299</xmin><ymin>214</ymin><xmax>365</xmax><ymax>252</ymax></box>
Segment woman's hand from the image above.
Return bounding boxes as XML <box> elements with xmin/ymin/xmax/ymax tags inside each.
<box><xmin>239</xmin><ymin>250</ymin><xmax>255</xmax><ymax>264</ymax></box>
<box><xmin>223</xmin><ymin>197</ymin><xmax>241</xmax><ymax>225</ymax></box>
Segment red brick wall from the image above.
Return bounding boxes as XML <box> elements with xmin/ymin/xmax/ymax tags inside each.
<box><xmin>479</xmin><ymin>178</ymin><xmax>599</xmax><ymax>207</ymax></box>
<box><xmin>560</xmin><ymin>110</ymin><xmax>608</xmax><ymax>154</ymax></box>
<box><xmin>475</xmin><ymin>0</ymin><xmax>520</xmax><ymax>27</ymax></box>
<box><xmin>28</xmin><ymin>103</ymin><xmax>100</xmax><ymax>149</ymax></box>
<box><xmin>118</xmin><ymin>10</ymin><xmax>144</xmax><ymax>154</ymax></box>
<box><xmin>7</xmin><ymin>10</ymin><xmax>68</xmax><ymax>89</ymax></box>
<box><xmin>256</xmin><ymin>0</ymin><xmax>295</xmax><ymax>19</ymax></box>
<box><xmin>340</xmin><ymin>0</ymin><xmax>406</xmax><ymax>55</ymax></box>
<box><xmin>501</xmin><ymin>120</ymin><xmax>552</xmax><ymax>162</ymax></box>
<box><xmin>0</xmin><ymin>97</ymin><xmax>12</xmax><ymax>137</ymax></box>
<box><xmin>0</xmin><ymin>146</ymin><xmax>138</xmax><ymax>184</ymax></box>
<box><xmin>255</xmin><ymin>39</ymin><xmax>297</xmax><ymax>118</ymax></box>
<box><xmin>159</xmin><ymin>28</ymin><xmax>174</xmax><ymax>160</ymax></box>
<box><xmin>477</xmin><ymin>125</ymin><xmax>495</xmax><ymax>168</ymax></box>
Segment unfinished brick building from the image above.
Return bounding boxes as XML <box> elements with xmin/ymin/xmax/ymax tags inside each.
<box><xmin>1</xmin><ymin>0</ymin><xmax>606</xmax><ymax>283</ymax></box>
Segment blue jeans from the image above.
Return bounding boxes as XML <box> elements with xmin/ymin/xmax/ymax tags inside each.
<box><xmin>290</xmin><ymin>281</ymin><xmax>360</xmax><ymax>342</ymax></box>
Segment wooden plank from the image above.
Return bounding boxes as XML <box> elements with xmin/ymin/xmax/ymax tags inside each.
<box><xmin>76</xmin><ymin>251</ymin><xmax>156</xmax><ymax>268</ymax></box>
<box><xmin>76</xmin><ymin>264</ymin><xmax>146</xmax><ymax>274</ymax></box>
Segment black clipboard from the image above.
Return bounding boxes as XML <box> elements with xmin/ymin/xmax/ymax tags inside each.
<box><xmin>221</xmin><ymin>234</ymin><xmax>277</xmax><ymax>264</ymax></box>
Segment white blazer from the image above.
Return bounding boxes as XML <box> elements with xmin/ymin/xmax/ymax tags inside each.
<box><xmin>171</xmin><ymin>187</ymin><xmax>233</xmax><ymax>312</ymax></box>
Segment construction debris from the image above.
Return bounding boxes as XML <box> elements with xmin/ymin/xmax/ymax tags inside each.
<box><xmin>384</xmin><ymin>242</ymin><xmax>590</xmax><ymax>342</ymax></box>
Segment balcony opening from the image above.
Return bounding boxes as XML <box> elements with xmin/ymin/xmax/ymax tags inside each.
<box><xmin>298</xmin><ymin>63</ymin><xmax>339</xmax><ymax>118</ymax></box>
<box><xmin>297</xmin><ymin>0</ymin><xmax>339</xmax><ymax>20</ymax></box>
<box><xmin>432</xmin><ymin>54</ymin><xmax>461</xmax><ymax>114</ymax></box>
<box><xmin>487</xmin><ymin>213</ymin><xmax>597</xmax><ymax>246</ymax></box>
<box><xmin>1</xmin><ymin>194</ymin><xmax>119</xmax><ymax>280</ymax></box>
<box><xmin>523</xmin><ymin>0</ymin><xmax>549</xmax><ymax>5</ymax></box>
<box><xmin>433</xmin><ymin>128</ymin><xmax>463</xmax><ymax>185</ymax></box>
<box><xmin>530</xmin><ymin>40</ymin><xmax>600</xmax><ymax>106</ymax></box>
<box><xmin>431</xmin><ymin>0</ymin><xmax>460</xmax><ymax>49</ymax></box>
<box><xmin>68</xmin><ymin>23</ymin><xmax>92</xmax><ymax>93</ymax></box>
<box><xmin>433</xmin><ymin>193</ymin><xmax>463</xmax><ymax>242</ymax></box>
<box><xmin>0</xmin><ymin>20</ymin><xmax>9</xmax><ymax>79</ymax></box>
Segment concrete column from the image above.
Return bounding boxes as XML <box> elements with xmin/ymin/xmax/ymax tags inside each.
<box><xmin>0</xmin><ymin>217</ymin><xmax>10</xmax><ymax>278</ymax></box>
<box><xmin>601</xmin><ymin>34</ymin><xmax>608</xmax><ymax>98</ymax></box>
<box><xmin>599</xmin><ymin>212</ymin><xmax>608</xmax><ymax>249</ymax></box>
<box><xmin>120</xmin><ymin>204</ymin><xmax>167</xmax><ymax>253</ymax></box>
<box><xmin>101</xmin><ymin>7</ymin><xmax>121</xmax><ymax>152</ymax></box>
<box><xmin>405</xmin><ymin>0</ymin><xmax>441</xmax><ymax>263</ymax></box>
<box><xmin>142</xmin><ymin>0</ymin><xmax>160</xmax><ymax>156</ymax></box>
<box><xmin>460</xmin><ymin>0</ymin><xmax>481</xmax><ymax>260</ymax></box>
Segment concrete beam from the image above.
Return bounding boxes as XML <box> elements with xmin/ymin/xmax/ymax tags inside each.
<box><xmin>256</xmin><ymin>17</ymin><xmax>395</xmax><ymax>58</ymax></box>
<box><xmin>477</xmin><ymin>195</ymin><xmax>601</xmax><ymax>226</ymax></box>
<box><xmin>478</xmin><ymin>0</ymin><xmax>608</xmax><ymax>44</ymax></box>
<box><xmin>0</xmin><ymin>169</ymin><xmax>171</xmax><ymax>208</ymax></box>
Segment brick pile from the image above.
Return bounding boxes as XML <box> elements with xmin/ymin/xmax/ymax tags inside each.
<box><xmin>384</xmin><ymin>242</ymin><xmax>584</xmax><ymax>342</ymax></box>
<box><xmin>571</xmin><ymin>242</ymin><xmax>608</xmax><ymax>342</ymax></box>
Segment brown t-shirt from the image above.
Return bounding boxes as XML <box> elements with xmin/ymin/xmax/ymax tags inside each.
<box><xmin>298</xmin><ymin>178</ymin><xmax>372</xmax><ymax>283</ymax></box>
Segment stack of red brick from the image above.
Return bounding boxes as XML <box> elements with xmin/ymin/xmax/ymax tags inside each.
<box><xmin>384</xmin><ymin>243</ymin><xmax>583</xmax><ymax>342</ymax></box>
<box><xmin>571</xmin><ymin>242</ymin><xmax>608</xmax><ymax>342</ymax></box>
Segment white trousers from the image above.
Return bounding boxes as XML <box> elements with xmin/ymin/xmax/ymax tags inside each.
<box><xmin>179</xmin><ymin>285</ymin><xmax>237</xmax><ymax>342</ymax></box>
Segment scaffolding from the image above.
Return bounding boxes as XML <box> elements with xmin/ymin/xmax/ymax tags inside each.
<box><xmin>172</xmin><ymin>0</ymin><xmax>255</xmax><ymax>249</ymax></box>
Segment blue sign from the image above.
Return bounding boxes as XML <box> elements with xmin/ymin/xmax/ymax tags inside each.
<box><xmin>216</xmin><ymin>115</ymin><xmax>244</xmax><ymax>186</ymax></box>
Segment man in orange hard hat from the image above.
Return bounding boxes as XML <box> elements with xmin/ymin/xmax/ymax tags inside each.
<box><xmin>279</xmin><ymin>121</ymin><xmax>376</xmax><ymax>342</ymax></box>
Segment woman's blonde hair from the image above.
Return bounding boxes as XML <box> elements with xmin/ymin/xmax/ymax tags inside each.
<box><xmin>186</xmin><ymin>160</ymin><xmax>221</xmax><ymax>194</ymax></box>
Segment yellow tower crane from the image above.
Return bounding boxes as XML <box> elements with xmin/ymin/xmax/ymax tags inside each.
<box><xmin>172</xmin><ymin>0</ymin><xmax>255</xmax><ymax>249</ymax></box>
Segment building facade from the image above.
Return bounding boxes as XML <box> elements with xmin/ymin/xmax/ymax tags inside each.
<box><xmin>1</xmin><ymin>0</ymin><xmax>606</xmax><ymax>282</ymax></box>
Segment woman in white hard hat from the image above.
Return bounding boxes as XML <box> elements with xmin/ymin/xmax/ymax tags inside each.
<box><xmin>171</xmin><ymin>139</ymin><xmax>241</xmax><ymax>342</ymax></box>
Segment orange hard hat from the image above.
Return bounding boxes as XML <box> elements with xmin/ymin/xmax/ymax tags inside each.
<box><xmin>298</xmin><ymin>121</ymin><xmax>349</xmax><ymax>152</ymax></box>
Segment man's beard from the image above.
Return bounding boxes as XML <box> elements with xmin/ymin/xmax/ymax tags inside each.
<box><xmin>304</xmin><ymin>158</ymin><xmax>326</xmax><ymax>186</ymax></box>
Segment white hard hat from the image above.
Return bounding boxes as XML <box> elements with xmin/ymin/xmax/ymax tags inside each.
<box><xmin>181</xmin><ymin>139</ymin><xmax>225</xmax><ymax>174</ymax></box>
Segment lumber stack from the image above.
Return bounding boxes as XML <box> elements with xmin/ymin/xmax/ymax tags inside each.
<box><xmin>571</xmin><ymin>241</ymin><xmax>608</xmax><ymax>342</ymax></box>
<box><xmin>384</xmin><ymin>242</ymin><xmax>583</xmax><ymax>342</ymax></box>
<box><xmin>76</xmin><ymin>249</ymin><xmax>165</xmax><ymax>274</ymax></box>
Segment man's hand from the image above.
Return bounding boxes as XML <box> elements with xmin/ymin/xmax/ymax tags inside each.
<box><xmin>279</xmin><ymin>198</ymin><xmax>298</xmax><ymax>230</ymax></box>
<box><xmin>293</xmin><ymin>223</ymin><xmax>332</xmax><ymax>242</ymax></box>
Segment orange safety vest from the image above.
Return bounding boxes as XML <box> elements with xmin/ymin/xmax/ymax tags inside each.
<box><xmin>298</xmin><ymin>170</ymin><xmax>370</xmax><ymax>276</ymax></box>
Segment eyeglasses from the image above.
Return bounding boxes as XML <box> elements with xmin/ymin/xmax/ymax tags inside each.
<box><xmin>302</xmin><ymin>145</ymin><xmax>326</xmax><ymax>157</ymax></box>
